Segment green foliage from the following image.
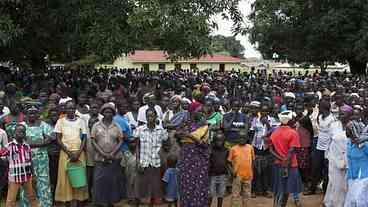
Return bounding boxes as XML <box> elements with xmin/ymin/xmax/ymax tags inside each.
<box><xmin>211</xmin><ymin>35</ymin><xmax>245</xmax><ymax>58</ymax></box>
<box><xmin>249</xmin><ymin>0</ymin><xmax>368</xmax><ymax>74</ymax></box>
<box><xmin>0</xmin><ymin>0</ymin><xmax>245</xmax><ymax>69</ymax></box>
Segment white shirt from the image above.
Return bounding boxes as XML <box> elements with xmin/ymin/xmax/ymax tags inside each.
<box><xmin>317</xmin><ymin>114</ymin><xmax>336</xmax><ymax>151</ymax></box>
<box><xmin>137</xmin><ymin>105</ymin><xmax>163</xmax><ymax>124</ymax></box>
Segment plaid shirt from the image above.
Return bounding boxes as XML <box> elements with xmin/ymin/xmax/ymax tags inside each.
<box><xmin>0</xmin><ymin>140</ymin><xmax>32</xmax><ymax>183</ymax></box>
<box><xmin>134</xmin><ymin>125</ymin><xmax>168</xmax><ymax>168</ymax></box>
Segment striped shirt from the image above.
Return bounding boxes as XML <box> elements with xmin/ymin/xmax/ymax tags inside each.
<box><xmin>0</xmin><ymin>140</ymin><xmax>32</xmax><ymax>183</ymax></box>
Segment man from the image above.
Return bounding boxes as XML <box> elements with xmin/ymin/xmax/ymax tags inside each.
<box><xmin>113</xmin><ymin>99</ymin><xmax>132</xmax><ymax>152</ymax></box>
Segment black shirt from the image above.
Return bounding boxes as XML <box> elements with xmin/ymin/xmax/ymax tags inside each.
<box><xmin>209</xmin><ymin>147</ymin><xmax>229</xmax><ymax>176</ymax></box>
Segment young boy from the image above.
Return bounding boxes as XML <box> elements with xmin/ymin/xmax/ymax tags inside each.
<box><xmin>209</xmin><ymin>131</ymin><xmax>229</xmax><ymax>207</ymax></box>
<box><xmin>162</xmin><ymin>154</ymin><xmax>179</xmax><ymax>207</ymax></box>
<box><xmin>121</xmin><ymin>138</ymin><xmax>139</xmax><ymax>206</ymax></box>
<box><xmin>228</xmin><ymin>130</ymin><xmax>255</xmax><ymax>207</ymax></box>
<box><xmin>0</xmin><ymin>124</ymin><xmax>39</xmax><ymax>207</ymax></box>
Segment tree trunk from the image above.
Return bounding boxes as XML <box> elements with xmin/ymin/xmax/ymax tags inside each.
<box><xmin>347</xmin><ymin>59</ymin><xmax>367</xmax><ymax>75</ymax></box>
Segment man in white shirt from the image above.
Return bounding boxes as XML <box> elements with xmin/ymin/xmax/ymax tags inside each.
<box><xmin>137</xmin><ymin>94</ymin><xmax>163</xmax><ymax>124</ymax></box>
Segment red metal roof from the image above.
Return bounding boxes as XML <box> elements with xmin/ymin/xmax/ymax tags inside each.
<box><xmin>128</xmin><ymin>50</ymin><xmax>241</xmax><ymax>63</ymax></box>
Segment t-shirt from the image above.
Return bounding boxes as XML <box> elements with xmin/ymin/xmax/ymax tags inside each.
<box><xmin>162</xmin><ymin>168</ymin><xmax>179</xmax><ymax>201</ymax></box>
<box><xmin>270</xmin><ymin>126</ymin><xmax>300</xmax><ymax>168</ymax></box>
<box><xmin>223</xmin><ymin>112</ymin><xmax>248</xmax><ymax>141</ymax></box>
<box><xmin>228</xmin><ymin>144</ymin><xmax>255</xmax><ymax>180</ymax></box>
<box><xmin>113</xmin><ymin>114</ymin><xmax>132</xmax><ymax>151</ymax></box>
<box><xmin>210</xmin><ymin>147</ymin><xmax>229</xmax><ymax>176</ymax></box>
<box><xmin>54</xmin><ymin>117</ymin><xmax>87</xmax><ymax>151</ymax></box>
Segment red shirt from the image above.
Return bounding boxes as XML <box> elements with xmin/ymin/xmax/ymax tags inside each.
<box><xmin>270</xmin><ymin>126</ymin><xmax>301</xmax><ymax>168</ymax></box>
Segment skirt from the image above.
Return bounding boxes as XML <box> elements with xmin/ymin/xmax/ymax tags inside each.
<box><xmin>136</xmin><ymin>167</ymin><xmax>163</xmax><ymax>199</ymax></box>
<box><xmin>344</xmin><ymin>178</ymin><xmax>368</xmax><ymax>207</ymax></box>
<box><xmin>94</xmin><ymin>160</ymin><xmax>125</xmax><ymax>204</ymax></box>
<box><xmin>272</xmin><ymin>165</ymin><xmax>303</xmax><ymax>194</ymax></box>
<box><xmin>55</xmin><ymin>151</ymin><xmax>88</xmax><ymax>202</ymax></box>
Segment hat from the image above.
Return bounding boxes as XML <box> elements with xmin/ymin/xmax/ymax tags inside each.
<box><xmin>278</xmin><ymin>110</ymin><xmax>294</xmax><ymax>125</ymax></box>
<box><xmin>284</xmin><ymin>92</ymin><xmax>296</xmax><ymax>99</ymax></box>
<box><xmin>249</xmin><ymin>101</ymin><xmax>261</xmax><ymax>108</ymax></box>
<box><xmin>100</xmin><ymin>103</ymin><xmax>116</xmax><ymax>115</ymax></box>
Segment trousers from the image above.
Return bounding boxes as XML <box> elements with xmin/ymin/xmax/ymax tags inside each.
<box><xmin>6</xmin><ymin>179</ymin><xmax>39</xmax><ymax>207</ymax></box>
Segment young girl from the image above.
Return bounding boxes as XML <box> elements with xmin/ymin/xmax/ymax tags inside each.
<box><xmin>162</xmin><ymin>154</ymin><xmax>179</xmax><ymax>207</ymax></box>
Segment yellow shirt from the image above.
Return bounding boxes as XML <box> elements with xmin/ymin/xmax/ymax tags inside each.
<box><xmin>228</xmin><ymin>144</ymin><xmax>255</xmax><ymax>180</ymax></box>
<box><xmin>54</xmin><ymin>117</ymin><xmax>87</xmax><ymax>151</ymax></box>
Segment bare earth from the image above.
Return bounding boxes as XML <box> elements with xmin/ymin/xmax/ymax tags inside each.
<box><xmin>114</xmin><ymin>194</ymin><xmax>323</xmax><ymax>207</ymax></box>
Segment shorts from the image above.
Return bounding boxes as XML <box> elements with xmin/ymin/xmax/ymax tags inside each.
<box><xmin>210</xmin><ymin>175</ymin><xmax>227</xmax><ymax>197</ymax></box>
<box><xmin>232</xmin><ymin>177</ymin><xmax>252</xmax><ymax>199</ymax></box>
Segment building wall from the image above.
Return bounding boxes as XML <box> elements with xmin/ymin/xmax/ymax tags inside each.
<box><xmin>113</xmin><ymin>56</ymin><xmax>242</xmax><ymax>71</ymax></box>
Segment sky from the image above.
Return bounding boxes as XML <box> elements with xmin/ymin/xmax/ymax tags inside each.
<box><xmin>212</xmin><ymin>0</ymin><xmax>262</xmax><ymax>59</ymax></box>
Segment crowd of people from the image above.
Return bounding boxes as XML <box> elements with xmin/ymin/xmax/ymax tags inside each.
<box><xmin>0</xmin><ymin>66</ymin><xmax>367</xmax><ymax>207</ymax></box>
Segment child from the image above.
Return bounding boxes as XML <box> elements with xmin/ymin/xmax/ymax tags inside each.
<box><xmin>209</xmin><ymin>131</ymin><xmax>229</xmax><ymax>207</ymax></box>
<box><xmin>162</xmin><ymin>154</ymin><xmax>179</xmax><ymax>207</ymax></box>
<box><xmin>0</xmin><ymin>124</ymin><xmax>39</xmax><ymax>207</ymax></box>
<box><xmin>228</xmin><ymin>130</ymin><xmax>255</xmax><ymax>207</ymax></box>
<box><xmin>121</xmin><ymin>138</ymin><xmax>139</xmax><ymax>206</ymax></box>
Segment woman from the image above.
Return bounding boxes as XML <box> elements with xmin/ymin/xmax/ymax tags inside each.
<box><xmin>54</xmin><ymin>101</ymin><xmax>88</xmax><ymax>206</ymax></box>
<box><xmin>134</xmin><ymin>108</ymin><xmax>168</xmax><ymax>207</ymax></box>
<box><xmin>269</xmin><ymin>111</ymin><xmax>303</xmax><ymax>207</ymax></box>
<box><xmin>19</xmin><ymin>105</ymin><xmax>53</xmax><ymax>207</ymax></box>
<box><xmin>344</xmin><ymin>108</ymin><xmax>368</xmax><ymax>207</ymax></box>
<box><xmin>91</xmin><ymin>103</ymin><xmax>125</xmax><ymax>206</ymax></box>
<box><xmin>177</xmin><ymin>104</ymin><xmax>210</xmax><ymax>207</ymax></box>
<box><xmin>324</xmin><ymin>105</ymin><xmax>351</xmax><ymax>207</ymax></box>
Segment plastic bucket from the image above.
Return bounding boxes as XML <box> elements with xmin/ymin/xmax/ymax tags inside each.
<box><xmin>65</xmin><ymin>160</ymin><xmax>87</xmax><ymax>188</ymax></box>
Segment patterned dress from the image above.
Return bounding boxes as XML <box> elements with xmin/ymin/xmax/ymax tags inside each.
<box><xmin>20</xmin><ymin>121</ymin><xmax>53</xmax><ymax>207</ymax></box>
<box><xmin>177</xmin><ymin>125</ymin><xmax>210</xmax><ymax>207</ymax></box>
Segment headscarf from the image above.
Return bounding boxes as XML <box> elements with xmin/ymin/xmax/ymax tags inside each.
<box><xmin>340</xmin><ymin>105</ymin><xmax>353</xmax><ymax>113</ymax></box>
<box><xmin>278</xmin><ymin>110</ymin><xmax>294</xmax><ymax>125</ymax></box>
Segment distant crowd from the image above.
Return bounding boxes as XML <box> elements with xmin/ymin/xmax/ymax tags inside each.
<box><xmin>0</xmin><ymin>66</ymin><xmax>367</xmax><ymax>207</ymax></box>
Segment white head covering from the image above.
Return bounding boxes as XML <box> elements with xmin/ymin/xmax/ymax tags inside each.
<box><xmin>278</xmin><ymin>110</ymin><xmax>294</xmax><ymax>125</ymax></box>
<box><xmin>284</xmin><ymin>92</ymin><xmax>296</xmax><ymax>99</ymax></box>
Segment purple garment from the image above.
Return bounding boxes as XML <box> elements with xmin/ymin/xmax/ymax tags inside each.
<box><xmin>178</xmin><ymin>143</ymin><xmax>209</xmax><ymax>207</ymax></box>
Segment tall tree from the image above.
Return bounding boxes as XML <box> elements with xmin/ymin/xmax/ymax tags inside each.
<box><xmin>248</xmin><ymin>0</ymin><xmax>368</xmax><ymax>74</ymax></box>
<box><xmin>211</xmin><ymin>35</ymin><xmax>245</xmax><ymax>58</ymax></box>
<box><xmin>0</xmin><ymin>0</ymin><xmax>245</xmax><ymax>70</ymax></box>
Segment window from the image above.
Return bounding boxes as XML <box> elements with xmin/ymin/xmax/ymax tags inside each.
<box><xmin>219</xmin><ymin>64</ymin><xmax>225</xmax><ymax>72</ymax></box>
<box><xmin>158</xmin><ymin>64</ymin><xmax>166</xmax><ymax>71</ymax></box>
<box><xmin>190</xmin><ymin>63</ymin><xmax>197</xmax><ymax>70</ymax></box>
<box><xmin>143</xmin><ymin>64</ymin><xmax>149</xmax><ymax>72</ymax></box>
<box><xmin>174</xmin><ymin>63</ymin><xmax>181</xmax><ymax>70</ymax></box>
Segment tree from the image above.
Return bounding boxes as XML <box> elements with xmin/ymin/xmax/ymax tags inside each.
<box><xmin>210</xmin><ymin>35</ymin><xmax>245</xmax><ymax>58</ymax></box>
<box><xmin>0</xmin><ymin>0</ymin><xmax>246</xmax><ymax>70</ymax></box>
<box><xmin>248</xmin><ymin>0</ymin><xmax>368</xmax><ymax>74</ymax></box>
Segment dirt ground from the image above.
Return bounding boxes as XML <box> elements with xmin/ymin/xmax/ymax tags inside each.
<box><xmin>114</xmin><ymin>194</ymin><xmax>323</xmax><ymax>207</ymax></box>
<box><xmin>1</xmin><ymin>194</ymin><xmax>323</xmax><ymax>207</ymax></box>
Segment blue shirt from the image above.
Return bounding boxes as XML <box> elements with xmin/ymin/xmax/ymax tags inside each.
<box><xmin>347</xmin><ymin>141</ymin><xmax>368</xmax><ymax>180</ymax></box>
<box><xmin>162</xmin><ymin>168</ymin><xmax>179</xmax><ymax>201</ymax></box>
<box><xmin>113</xmin><ymin>114</ymin><xmax>132</xmax><ymax>151</ymax></box>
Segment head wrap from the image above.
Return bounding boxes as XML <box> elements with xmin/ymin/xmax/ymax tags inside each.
<box><xmin>340</xmin><ymin>105</ymin><xmax>353</xmax><ymax>113</ymax></box>
<box><xmin>350</xmin><ymin>93</ymin><xmax>360</xmax><ymax>98</ymax></box>
<box><xmin>284</xmin><ymin>92</ymin><xmax>296</xmax><ymax>99</ymax></box>
<box><xmin>100</xmin><ymin>103</ymin><xmax>116</xmax><ymax>115</ymax></box>
<box><xmin>278</xmin><ymin>110</ymin><xmax>294</xmax><ymax>125</ymax></box>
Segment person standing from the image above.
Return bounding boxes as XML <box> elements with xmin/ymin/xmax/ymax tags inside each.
<box><xmin>91</xmin><ymin>103</ymin><xmax>125</xmax><ymax>206</ymax></box>
<box><xmin>324</xmin><ymin>106</ymin><xmax>351</xmax><ymax>207</ymax></box>
<box><xmin>0</xmin><ymin>124</ymin><xmax>39</xmax><ymax>207</ymax></box>
<box><xmin>176</xmin><ymin>104</ymin><xmax>210</xmax><ymax>207</ymax></box>
<box><xmin>19</xmin><ymin>105</ymin><xmax>53</xmax><ymax>207</ymax></box>
<box><xmin>209</xmin><ymin>131</ymin><xmax>229</xmax><ymax>207</ymax></box>
<box><xmin>269</xmin><ymin>111</ymin><xmax>303</xmax><ymax>207</ymax></box>
<box><xmin>134</xmin><ymin>108</ymin><xmax>168</xmax><ymax>207</ymax></box>
<box><xmin>344</xmin><ymin>109</ymin><xmax>368</xmax><ymax>207</ymax></box>
<box><xmin>54</xmin><ymin>101</ymin><xmax>88</xmax><ymax>206</ymax></box>
<box><xmin>228</xmin><ymin>130</ymin><xmax>254</xmax><ymax>207</ymax></box>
